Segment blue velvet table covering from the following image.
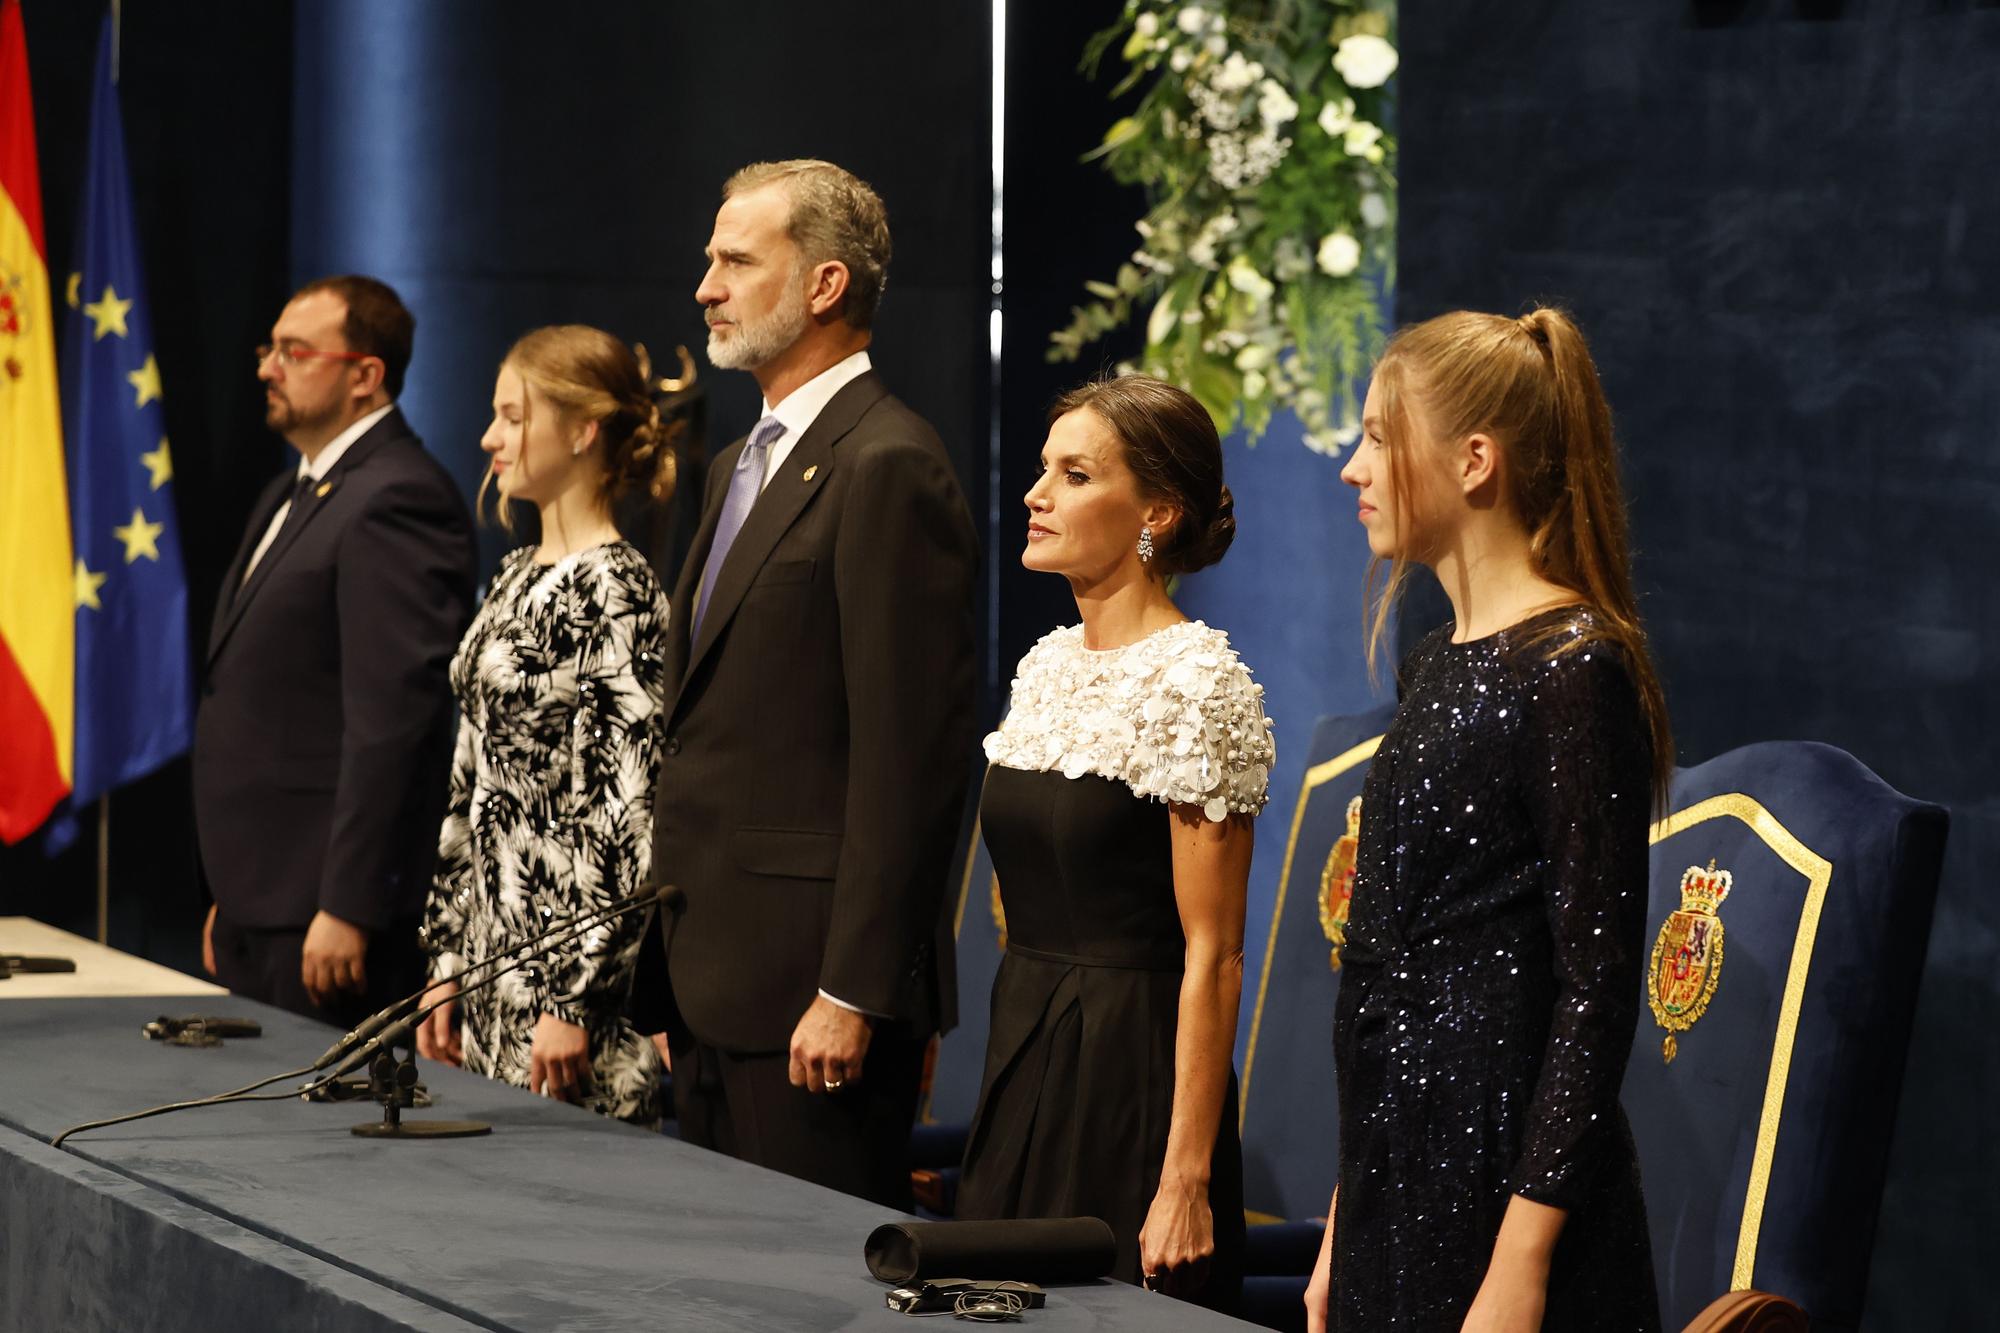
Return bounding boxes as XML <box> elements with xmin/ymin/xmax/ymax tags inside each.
<box><xmin>0</xmin><ymin>996</ymin><xmax>1248</xmax><ymax>1331</ymax></box>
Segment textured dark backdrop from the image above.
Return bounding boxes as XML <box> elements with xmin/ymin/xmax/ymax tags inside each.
<box><xmin>1397</xmin><ymin>4</ymin><xmax>2000</xmax><ymax>1326</ymax></box>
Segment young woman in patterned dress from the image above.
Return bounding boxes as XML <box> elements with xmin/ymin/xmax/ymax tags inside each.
<box><xmin>416</xmin><ymin>326</ymin><xmax>677</xmax><ymax>1125</ymax></box>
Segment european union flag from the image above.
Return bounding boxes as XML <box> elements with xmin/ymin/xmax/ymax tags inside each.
<box><xmin>52</xmin><ymin>14</ymin><xmax>191</xmax><ymax>844</ymax></box>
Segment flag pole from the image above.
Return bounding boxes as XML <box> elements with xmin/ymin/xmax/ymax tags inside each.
<box><xmin>96</xmin><ymin>794</ymin><xmax>110</xmax><ymax>944</ymax></box>
<box><xmin>110</xmin><ymin>0</ymin><xmax>120</xmax><ymax>84</ymax></box>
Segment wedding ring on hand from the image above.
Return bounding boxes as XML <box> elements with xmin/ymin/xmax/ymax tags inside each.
<box><xmin>824</xmin><ymin>1077</ymin><xmax>844</xmax><ymax>1091</ymax></box>
<box><xmin>1141</xmin><ymin>1272</ymin><xmax>1160</xmax><ymax>1291</ymax></box>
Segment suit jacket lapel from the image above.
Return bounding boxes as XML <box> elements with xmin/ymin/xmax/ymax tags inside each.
<box><xmin>670</xmin><ymin>372</ymin><xmax>887</xmax><ymax>716</ymax></box>
<box><xmin>208</xmin><ymin>471</ymin><xmax>293</xmax><ymax>662</ymax></box>
<box><xmin>207</xmin><ymin>409</ymin><xmax>409</xmax><ymax>666</ymax></box>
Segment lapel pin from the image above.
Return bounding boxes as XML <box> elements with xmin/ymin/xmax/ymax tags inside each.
<box><xmin>315</xmin><ymin>481</ymin><xmax>332</xmax><ymax>498</ymax></box>
<box><xmin>802</xmin><ymin>465</ymin><xmax>818</xmax><ymax>482</ymax></box>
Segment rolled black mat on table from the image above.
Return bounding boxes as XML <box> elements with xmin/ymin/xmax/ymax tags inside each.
<box><xmin>864</xmin><ymin>1217</ymin><xmax>1118</xmax><ymax>1283</ymax></box>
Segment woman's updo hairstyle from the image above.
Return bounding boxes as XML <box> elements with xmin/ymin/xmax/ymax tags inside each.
<box><xmin>503</xmin><ymin>324</ymin><xmax>683</xmax><ymax>506</ymax></box>
<box><xmin>1050</xmin><ymin>373</ymin><xmax>1235</xmax><ymax>577</ymax></box>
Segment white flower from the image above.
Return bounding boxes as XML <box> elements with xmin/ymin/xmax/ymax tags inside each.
<box><xmin>1226</xmin><ymin>255</ymin><xmax>1275</xmax><ymax>303</ymax></box>
<box><xmin>1176</xmin><ymin>7</ymin><xmax>1207</xmax><ymax>35</ymax></box>
<box><xmin>1317</xmin><ymin>96</ymin><xmax>1355</xmax><ymax>137</ymax></box>
<box><xmin>1317</xmin><ymin>231</ymin><xmax>1361</xmax><ymax>277</ymax></box>
<box><xmin>1211</xmin><ymin>51</ymin><xmax>1262</xmax><ymax>94</ymax></box>
<box><xmin>1243</xmin><ymin>369</ymin><xmax>1268</xmax><ymax>400</ymax></box>
<box><xmin>1234</xmin><ymin>344</ymin><xmax>1273</xmax><ymax>372</ymax></box>
<box><xmin>1359</xmin><ymin>191</ymin><xmax>1389</xmax><ymax>230</ymax></box>
<box><xmin>1332</xmin><ymin>34</ymin><xmax>1399</xmax><ymax>89</ymax></box>
<box><xmin>1343</xmin><ymin>120</ymin><xmax>1384</xmax><ymax>159</ymax></box>
<box><xmin>1205</xmin><ymin>33</ymin><xmax>1227</xmax><ymax>57</ymax></box>
<box><xmin>1187</xmin><ymin>235</ymin><xmax>1219</xmax><ymax>268</ymax></box>
<box><xmin>1332</xmin><ymin>420</ymin><xmax>1363</xmax><ymax>449</ymax></box>
<box><xmin>1135</xmin><ymin>12</ymin><xmax>1160</xmax><ymax>38</ymax></box>
<box><xmin>1146</xmin><ymin>293</ymin><xmax>1180</xmax><ymax>346</ymax></box>
<box><xmin>1257</xmin><ymin>79</ymin><xmax>1299</xmax><ymax>128</ymax></box>
<box><xmin>1170</xmin><ymin>47</ymin><xmax>1194</xmax><ymax>72</ymax></box>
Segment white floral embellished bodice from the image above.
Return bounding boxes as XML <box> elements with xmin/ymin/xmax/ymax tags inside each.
<box><xmin>983</xmin><ymin>620</ymin><xmax>1275</xmax><ymax>822</ymax></box>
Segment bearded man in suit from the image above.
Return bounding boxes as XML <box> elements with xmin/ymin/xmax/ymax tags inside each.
<box><xmin>642</xmin><ymin>160</ymin><xmax>978</xmax><ymax>1208</ymax></box>
<box><xmin>195</xmin><ymin>275</ymin><xmax>475</xmax><ymax>1026</ymax></box>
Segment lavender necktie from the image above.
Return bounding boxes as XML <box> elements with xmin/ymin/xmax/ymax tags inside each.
<box><xmin>690</xmin><ymin>414</ymin><xmax>786</xmax><ymax>643</ymax></box>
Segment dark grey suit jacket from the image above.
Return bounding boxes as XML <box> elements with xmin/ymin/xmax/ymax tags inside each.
<box><xmin>193</xmin><ymin>407</ymin><xmax>476</xmax><ymax>932</ymax></box>
<box><xmin>644</xmin><ymin>370</ymin><xmax>978</xmax><ymax>1053</ymax></box>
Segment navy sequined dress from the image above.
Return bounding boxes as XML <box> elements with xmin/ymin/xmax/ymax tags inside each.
<box><xmin>1329</xmin><ymin>609</ymin><xmax>1661</xmax><ymax>1332</ymax></box>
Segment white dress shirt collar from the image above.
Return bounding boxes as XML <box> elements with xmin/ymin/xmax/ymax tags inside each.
<box><xmin>297</xmin><ymin>401</ymin><xmax>396</xmax><ymax>482</ymax></box>
<box><xmin>757</xmin><ymin>350</ymin><xmax>872</xmax><ymax>486</ymax></box>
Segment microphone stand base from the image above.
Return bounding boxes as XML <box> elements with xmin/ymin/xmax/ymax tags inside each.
<box><xmin>351</xmin><ymin>1119</ymin><xmax>491</xmax><ymax>1139</ymax></box>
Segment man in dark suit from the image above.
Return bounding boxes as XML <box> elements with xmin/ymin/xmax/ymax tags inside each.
<box><xmin>641</xmin><ymin>161</ymin><xmax>978</xmax><ymax>1208</ymax></box>
<box><xmin>194</xmin><ymin>275</ymin><xmax>475</xmax><ymax>1027</ymax></box>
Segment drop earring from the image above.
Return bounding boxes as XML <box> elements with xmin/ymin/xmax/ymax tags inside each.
<box><xmin>1137</xmin><ymin>525</ymin><xmax>1154</xmax><ymax>565</ymax></box>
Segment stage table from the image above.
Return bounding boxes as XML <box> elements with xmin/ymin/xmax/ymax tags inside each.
<box><xmin>0</xmin><ymin>916</ymin><xmax>225</xmax><ymax>999</ymax></box>
<box><xmin>0</xmin><ymin>986</ymin><xmax>1248</xmax><ymax>1330</ymax></box>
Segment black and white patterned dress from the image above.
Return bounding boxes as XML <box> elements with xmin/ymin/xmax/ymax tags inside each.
<box><xmin>424</xmin><ymin>542</ymin><xmax>667</xmax><ymax>1124</ymax></box>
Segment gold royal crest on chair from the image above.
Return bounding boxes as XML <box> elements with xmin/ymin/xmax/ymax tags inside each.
<box><xmin>1318</xmin><ymin>796</ymin><xmax>1363</xmax><ymax>970</ymax></box>
<box><xmin>1648</xmin><ymin>859</ymin><xmax>1732</xmax><ymax>1064</ymax></box>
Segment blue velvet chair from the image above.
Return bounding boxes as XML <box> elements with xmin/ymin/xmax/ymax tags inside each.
<box><xmin>1627</xmin><ymin>741</ymin><xmax>1946</xmax><ymax>1331</ymax></box>
<box><xmin>910</xmin><ymin>819</ymin><xmax>1002</xmax><ymax>1216</ymax></box>
<box><xmin>1236</xmin><ymin>704</ymin><xmax>1397</xmax><ymax>1332</ymax></box>
<box><xmin>1231</xmin><ymin>717</ymin><xmax>1945</xmax><ymax>1333</ymax></box>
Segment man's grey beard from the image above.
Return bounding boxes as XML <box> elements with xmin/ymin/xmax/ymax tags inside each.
<box><xmin>705</xmin><ymin>291</ymin><xmax>812</xmax><ymax>371</ymax></box>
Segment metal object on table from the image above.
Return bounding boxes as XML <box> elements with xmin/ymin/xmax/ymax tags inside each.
<box><xmin>141</xmin><ymin>1014</ymin><xmax>263</xmax><ymax>1047</ymax></box>
<box><xmin>350</xmin><ymin>1047</ymin><xmax>489</xmax><ymax>1139</ymax></box>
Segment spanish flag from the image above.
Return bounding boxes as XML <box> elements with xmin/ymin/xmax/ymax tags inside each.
<box><xmin>0</xmin><ymin>0</ymin><xmax>74</xmax><ymax>844</ymax></box>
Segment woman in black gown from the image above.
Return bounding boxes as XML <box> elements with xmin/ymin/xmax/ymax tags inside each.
<box><xmin>1307</xmin><ymin>308</ymin><xmax>1673</xmax><ymax>1332</ymax></box>
<box><xmin>959</xmin><ymin>375</ymin><xmax>1274</xmax><ymax>1313</ymax></box>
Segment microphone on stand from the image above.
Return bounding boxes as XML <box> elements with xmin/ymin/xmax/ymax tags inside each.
<box><xmin>329</xmin><ymin>886</ymin><xmax>675</xmax><ymax>1083</ymax></box>
<box><xmin>50</xmin><ymin>886</ymin><xmax>680</xmax><ymax>1148</ymax></box>
<box><xmin>309</xmin><ymin>882</ymin><xmax>678</xmax><ymax>1074</ymax></box>
<box><xmin>333</xmin><ymin>885</ymin><xmax>679</xmax><ymax>1139</ymax></box>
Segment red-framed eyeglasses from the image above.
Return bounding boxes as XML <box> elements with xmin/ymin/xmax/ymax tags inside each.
<box><xmin>255</xmin><ymin>341</ymin><xmax>378</xmax><ymax>369</ymax></box>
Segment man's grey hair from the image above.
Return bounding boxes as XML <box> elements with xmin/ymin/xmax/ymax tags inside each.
<box><xmin>725</xmin><ymin>160</ymin><xmax>892</xmax><ymax>330</ymax></box>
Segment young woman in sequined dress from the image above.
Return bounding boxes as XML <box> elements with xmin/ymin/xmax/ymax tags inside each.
<box><xmin>1306</xmin><ymin>308</ymin><xmax>1673</xmax><ymax>1333</ymax></box>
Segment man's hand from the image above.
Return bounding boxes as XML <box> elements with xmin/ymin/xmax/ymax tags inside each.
<box><xmin>300</xmin><ymin>910</ymin><xmax>368</xmax><ymax>1008</ymax></box>
<box><xmin>416</xmin><ymin>978</ymin><xmax>463</xmax><ymax>1066</ymax></box>
<box><xmin>529</xmin><ymin>1013</ymin><xmax>593</xmax><ymax>1102</ymax></box>
<box><xmin>202</xmin><ymin>904</ymin><xmax>219</xmax><ymax>978</ymax></box>
<box><xmin>788</xmin><ymin>994</ymin><xmax>871</xmax><ymax>1093</ymax></box>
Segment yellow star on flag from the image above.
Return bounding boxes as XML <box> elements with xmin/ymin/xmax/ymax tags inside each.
<box><xmin>112</xmin><ymin>507</ymin><xmax>165</xmax><ymax>564</ymax></box>
<box><xmin>83</xmin><ymin>284</ymin><xmax>133</xmax><ymax>340</ymax></box>
<box><xmin>141</xmin><ymin>437</ymin><xmax>174</xmax><ymax>490</ymax></box>
<box><xmin>66</xmin><ymin>272</ymin><xmax>82</xmax><ymax>308</ymax></box>
<box><xmin>127</xmin><ymin>354</ymin><xmax>162</xmax><ymax>408</ymax></box>
<box><xmin>75</xmin><ymin>559</ymin><xmax>108</xmax><ymax>611</ymax></box>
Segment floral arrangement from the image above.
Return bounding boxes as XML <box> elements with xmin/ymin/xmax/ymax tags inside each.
<box><xmin>1049</xmin><ymin>1</ymin><xmax>1398</xmax><ymax>454</ymax></box>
